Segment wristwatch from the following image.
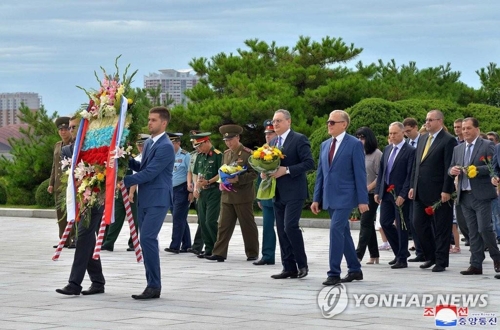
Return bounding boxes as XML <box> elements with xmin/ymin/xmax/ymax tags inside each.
<box><xmin>285</xmin><ymin>167</ymin><xmax>290</xmax><ymax>175</ymax></box>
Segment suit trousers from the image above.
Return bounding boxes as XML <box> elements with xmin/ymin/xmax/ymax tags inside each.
<box><xmin>409</xmin><ymin>200</ymin><xmax>424</xmax><ymax>258</ymax></box>
<box><xmin>67</xmin><ymin>206</ymin><xmax>105</xmax><ymax>292</ymax></box>
<box><xmin>197</xmin><ymin>188</ymin><xmax>221</xmax><ymax>255</ymax></box>
<box><xmin>455</xmin><ymin>203</ymin><xmax>470</xmax><ymax>242</ymax></box>
<box><xmin>169</xmin><ymin>183</ymin><xmax>192</xmax><ymax>250</ymax></box>
<box><xmin>274</xmin><ymin>198</ymin><xmax>307</xmax><ymax>271</ymax></box>
<box><xmin>413</xmin><ymin>199</ymin><xmax>453</xmax><ymax>268</ymax></box>
<box><xmin>460</xmin><ymin>192</ymin><xmax>500</xmax><ymax>269</ymax></box>
<box><xmin>212</xmin><ymin>202</ymin><xmax>259</xmax><ymax>258</ymax></box>
<box><xmin>191</xmin><ymin>222</ymin><xmax>204</xmax><ymax>252</ymax></box>
<box><xmin>490</xmin><ymin>198</ymin><xmax>500</xmax><ymax>239</ymax></box>
<box><xmin>356</xmin><ymin>193</ymin><xmax>379</xmax><ymax>260</ymax></box>
<box><xmin>380</xmin><ymin>194</ymin><xmax>411</xmax><ymax>263</ymax></box>
<box><xmin>260</xmin><ymin>199</ymin><xmax>276</xmax><ymax>263</ymax></box>
<box><xmin>328</xmin><ymin>208</ymin><xmax>361</xmax><ymax>277</ymax></box>
<box><xmin>137</xmin><ymin>205</ymin><xmax>168</xmax><ymax>289</ymax></box>
<box><xmin>102</xmin><ymin>191</ymin><xmax>138</xmax><ymax>250</ymax></box>
<box><xmin>55</xmin><ymin>192</ymin><xmax>75</xmax><ymax>246</ymax></box>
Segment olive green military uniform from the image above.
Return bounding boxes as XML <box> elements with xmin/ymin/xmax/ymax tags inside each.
<box><xmin>212</xmin><ymin>143</ymin><xmax>259</xmax><ymax>259</ymax></box>
<box><xmin>189</xmin><ymin>150</ymin><xmax>205</xmax><ymax>253</ymax></box>
<box><xmin>193</xmin><ymin>146</ymin><xmax>222</xmax><ymax>255</ymax></box>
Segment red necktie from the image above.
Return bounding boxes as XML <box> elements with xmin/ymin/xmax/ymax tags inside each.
<box><xmin>329</xmin><ymin>138</ymin><xmax>336</xmax><ymax>165</ymax></box>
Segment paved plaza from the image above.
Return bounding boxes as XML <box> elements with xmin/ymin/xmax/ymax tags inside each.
<box><xmin>0</xmin><ymin>210</ymin><xmax>498</xmax><ymax>329</ymax></box>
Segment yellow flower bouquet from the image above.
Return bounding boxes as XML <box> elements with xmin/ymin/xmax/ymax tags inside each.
<box><xmin>218</xmin><ymin>163</ymin><xmax>247</xmax><ymax>192</ymax></box>
<box><xmin>248</xmin><ymin>144</ymin><xmax>285</xmax><ymax>199</ymax></box>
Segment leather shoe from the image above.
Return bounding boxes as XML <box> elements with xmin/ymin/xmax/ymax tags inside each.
<box><xmin>164</xmin><ymin>248</ymin><xmax>180</xmax><ymax>254</ymax></box>
<box><xmin>495</xmin><ymin>274</ymin><xmax>500</xmax><ymax>279</ymax></box>
<box><xmin>253</xmin><ymin>259</ymin><xmax>275</xmax><ymax>265</ymax></box>
<box><xmin>391</xmin><ymin>262</ymin><xmax>408</xmax><ymax>269</ymax></box>
<box><xmin>420</xmin><ymin>260</ymin><xmax>435</xmax><ymax>269</ymax></box>
<box><xmin>388</xmin><ymin>258</ymin><xmax>397</xmax><ymax>265</ymax></box>
<box><xmin>132</xmin><ymin>287</ymin><xmax>161</xmax><ymax>300</ymax></box>
<box><xmin>81</xmin><ymin>285</ymin><xmax>104</xmax><ymax>295</ymax></box>
<box><xmin>271</xmin><ymin>270</ymin><xmax>298</xmax><ymax>279</ymax></box>
<box><xmin>494</xmin><ymin>260</ymin><xmax>500</xmax><ymax>273</ymax></box>
<box><xmin>460</xmin><ymin>266</ymin><xmax>482</xmax><ymax>275</ymax></box>
<box><xmin>68</xmin><ymin>242</ymin><xmax>76</xmax><ymax>249</ymax></box>
<box><xmin>206</xmin><ymin>255</ymin><xmax>225</xmax><ymax>262</ymax></box>
<box><xmin>464</xmin><ymin>241</ymin><xmax>470</xmax><ymax>246</ymax></box>
<box><xmin>197</xmin><ymin>253</ymin><xmax>211</xmax><ymax>259</ymax></box>
<box><xmin>247</xmin><ymin>256</ymin><xmax>258</xmax><ymax>261</ymax></box>
<box><xmin>323</xmin><ymin>276</ymin><xmax>341</xmax><ymax>286</ymax></box>
<box><xmin>187</xmin><ymin>248</ymin><xmax>201</xmax><ymax>255</ymax></box>
<box><xmin>432</xmin><ymin>265</ymin><xmax>446</xmax><ymax>272</ymax></box>
<box><xmin>127</xmin><ymin>247</ymin><xmax>135</xmax><ymax>251</ymax></box>
<box><xmin>408</xmin><ymin>256</ymin><xmax>426</xmax><ymax>262</ymax></box>
<box><xmin>298</xmin><ymin>267</ymin><xmax>308</xmax><ymax>278</ymax></box>
<box><xmin>56</xmin><ymin>285</ymin><xmax>80</xmax><ymax>295</ymax></box>
<box><xmin>341</xmin><ymin>271</ymin><xmax>363</xmax><ymax>283</ymax></box>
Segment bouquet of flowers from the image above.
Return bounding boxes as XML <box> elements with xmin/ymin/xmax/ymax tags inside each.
<box><xmin>386</xmin><ymin>184</ymin><xmax>406</xmax><ymax>230</ymax></box>
<box><xmin>480</xmin><ymin>155</ymin><xmax>495</xmax><ymax>177</ymax></box>
<box><xmin>463</xmin><ymin>164</ymin><xmax>477</xmax><ymax>178</ymax></box>
<box><xmin>218</xmin><ymin>163</ymin><xmax>247</xmax><ymax>192</ymax></box>
<box><xmin>425</xmin><ymin>191</ymin><xmax>458</xmax><ymax>215</ymax></box>
<box><xmin>248</xmin><ymin>144</ymin><xmax>285</xmax><ymax>199</ymax></box>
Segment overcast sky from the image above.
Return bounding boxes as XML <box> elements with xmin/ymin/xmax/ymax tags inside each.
<box><xmin>0</xmin><ymin>0</ymin><xmax>498</xmax><ymax>117</ymax></box>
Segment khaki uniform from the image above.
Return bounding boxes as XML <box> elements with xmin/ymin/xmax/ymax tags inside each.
<box><xmin>212</xmin><ymin>144</ymin><xmax>259</xmax><ymax>259</ymax></box>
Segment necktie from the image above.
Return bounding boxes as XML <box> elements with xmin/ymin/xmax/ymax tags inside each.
<box><xmin>277</xmin><ymin>136</ymin><xmax>282</xmax><ymax>148</ymax></box>
<box><xmin>410</xmin><ymin>141</ymin><xmax>415</xmax><ymax>147</ymax></box>
<box><xmin>461</xmin><ymin>143</ymin><xmax>473</xmax><ymax>190</ymax></box>
<box><xmin>421</xmin><ymin>135</ymin><xmax>433</xmax><ymax>160</ymax></box>
<box><xmin>328</xmin><ymin>138</ymin><xmax>337</xmax><ymax>166</ymax></box>
<box><xmin>385</xmin><ymin>146</ymin><xmax>398</xmax><ymax>185</ymax></box>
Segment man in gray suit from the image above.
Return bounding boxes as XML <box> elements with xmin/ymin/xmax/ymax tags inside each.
<box><xmin>449</xmin><ymin>117</ymin><xmax>500</xmax><ymax>277</ymax></box>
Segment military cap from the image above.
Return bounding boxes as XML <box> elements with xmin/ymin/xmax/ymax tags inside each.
<box><xmin>167</xmin><ymin>132</ymin><xmax>183</xmax><ymax>142</ymax></box>
<box><xmin>219</xmin><ymin>124</ymin><xmax>243</xmax><ymax>141</ymax></box>
<box><xmin>136</xmin><ymin>133</ymin><xmax>151</xmax><ymax>145</ymax></box>
<box><xmin>263</xmin><ymin>119</ymin><xmax>274</xmax><ymax>133</ymax></box>
<box><xmin>190</xmin><ymin>132</ymin><xmax>211</xmax><ymax>147</ymax></box>
<box><xmin>55</xmin><ymin>116</ymin><xmax>70</xmax><ymax>129</ymax></box>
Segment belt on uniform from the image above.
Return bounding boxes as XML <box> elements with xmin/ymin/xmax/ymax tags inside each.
<box><xmin>202</xmin><ymin>183</ymin><xmax>218</xmax><ymax>190</ymax></box>
<box><xmin>461</xmin><ymin>190</ymin><xmax>472</xmax><ymax>194</ymax></box>
<box><xmin>173</xmin><ymin>182</ymin><xmax>188</xmax><ymax>189</ymax></box>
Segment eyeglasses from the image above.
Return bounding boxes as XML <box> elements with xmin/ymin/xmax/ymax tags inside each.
<box><xmin>425</xmin><ymin>118</ymin><xmax>440</xmax><ymax>122</ymax></box>
<box><xmin>327</xmin><ymin>120</ymin><xmax>345</xmax><ymax>126</ymax></box>
<box><xmin>356</xmin><ymin>135</ymin><xmax>365</xmax><ymax>140</ymax></box>
<box><xmin>69</xmin><ymin>126</ymin><xmax>77</xmax><ymax>130</ymax></box>
<box><xmin>271</xmin><ymin>119</ymin><xmax>286</xmax><ymax>124</ymax></box>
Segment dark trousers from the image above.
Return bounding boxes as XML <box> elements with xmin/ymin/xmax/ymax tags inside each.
<box><xmin>409</xmin><ymin>200</ymin><xmax>424</xmax><ymax>258</ymax></box>
<box><xmin>328</xmin><ymin>208</ymin><xmax>361</xmax><ymax>277</ymax></box>
<box><xmin>197</xmin><ymin>188</ymin><xmax>221</xmax><ymax>255</ymax></box>
<box><xmin>455</xmin><ymin>203</ymin><xmax>469</xmax><ymax>242</ymax></box>
<box><xmin>103</xmin><ymin>191</ymin><xmax>138</xmax><ymax>250</ymax></box>
<box><xmin>413</xmin><ymin>199</ymin><xmax>453</xmax><ymax>268</ymax></box>
<box><xmin>274</xmin><ymin>198</ymin><xmax>307</xmax><ymax>271</ymax></box>
<box><xmin>380</xmin><ymin>194</ymin><xmax>410</xmax><ymax>263</ymax></box>
<box><xmin>191</xmin><ymin>223</ymin><xmax>204</xmax><ymax>252</ymax></box>
<box><xmin>55</xmin><ymin>191</ymin><xmax>75</xmax><ymax>246</ymax></box>
<box><xmin>67</xmin><ymin>206</ymin><xmax>105</xmax><ymax>292</ymax></box>
<box><xmin>169</xmin><ymin>183</ymin><xmax>192</xmax><ymax>250</ymax></box>
<box><xmin>260</xmin><ymin>199</ymin><xmax>276</xmax><ymax>263</ymax></box>
<box><xmin>356</xmin><ymin>194</ymin><xmax>379</xmax><ymax>260</ymax></box>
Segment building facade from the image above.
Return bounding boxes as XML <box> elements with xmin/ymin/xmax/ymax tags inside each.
<box><xmin>0</xmin><ymin>92</ymin><xmax>41</xmax><ymax>127</ymax></box>
<box><xmin>144</xmin><ymin>69</ymin><xmax>199</xmax><ymax>107</ymax></box>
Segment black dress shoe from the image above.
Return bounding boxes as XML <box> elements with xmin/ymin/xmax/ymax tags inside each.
<box><xmin>408</xmin><ymin>256</ymin><xmax>426</xmax><ymax>262</ymax></box>
<box><xmin>391</xmin><ymin>262</ymin><xmax>408</xmax><ymax>269</ymax></box>
<box><xmin>460</xmin><ymin>266</ymin><xmax>482</xmax><ymax>275</ymax></box>
<box><xmin>132</xmin><ymin>287</ymin><xmax>161</xmax><ymax>300</ymax></box>
<box><xmin>323</xmin><ymin>276</ymin><xmax>341</xmax><ymax>286</ymax></box>
<box><xmin>164</xmin><ymin>248</ymin><xmax>180</xmax><ymax>254</ymax></box>
<box><xmin>494</xmin><ymin>260</ymin><xmax>500</xmax><ymax>273</ymax></box>
<box><xmin>127</xmin><ymin>247</ymin><xmax>135</xmax><ymax>251</ymax></box>
<box><xmin>68</xmin><ymin>243</ymin><xmax>76</xmax><ymax>249</ymax></box>
<box><xmin>179</xmin><ymin>249</ymin><xmax>188</xmax><ymax>253</ymax></box>
<box><xmin>53</xmin><ymin>244</ymin><xmax>58</xmax><ymax>248</ymax></box>
<box><xmin>253</xmin><ymin>259</ymin><xmax>275</xmax><ymax>265</ymax></box>
<box><xmin>247</xmin><ymin>256</ymin><xmax>258</xmax><ymax>261</ymax></box>
<box><xmin>187</xmin><ymin>248</ymin><xmax>201</xmax><ymax>255</ymax></box>
<box><xmin>206</xmin><ymin>255</ymin><xmax>225</xmax><ymax>262</ymax></box>
<box><xmin>341</xmin><ymin>271</ymin><xmax>363</xmax><ymax>283</ymax></box>
<box><xmin>388</xmin><ymin>258</ymin><xmax>397</xmax><ymax>265</ymax></box>
<box><xmin>271</xmin><ymin>270</ymin><xmax>298</xmax><ymax>279</ymax></box>
<box><xmin>432</xmin><ymin>265</ymin><xmax>446</xmax><ymax>272</ymax></box>
<box><xmin>298</xmin><ymin>267</ymin><xmax>308</xmax><ymax>278</ymax></box>
<box><xmin>81</xmin><ymin>285</ymin><xmax>105</xmax><ymax>295</ymax></box>
<box><xmin>420</xmin><ymin>260</ymin><xmax>435</xmax><ymax>269</ymax></box>
<box><xmin>56</xmin><ymin>285</ymin><xmax>80</xmax><ymax>295</ymax></box>
<box><xmin>197</xmin><ymin>253</ymin><xmax>211</xmax><ymax>259</ymax></box>
<box><xmin>495</xmin><ymin>274</ymin><xmax>500</xmax><ymax>279</ymax></box>
<box><xmin>101</xmin><ymin>246</ymin><xmax>113</xmax><ymax>252</ymax></box>
<box><xmin>409</xmin><ymin>246</ymin><xmax>416</xmax><ymax>251</ymax></box>
<box><xmin>464</xmin><ymin>241</ymin><xmax>470</xmax><ymax>246</ymax></box>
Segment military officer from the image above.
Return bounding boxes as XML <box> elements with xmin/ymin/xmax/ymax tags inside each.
<box><xmin>192</xmin><ymin>132</ymin><xmax>223</xmax><ymax>258</ymax></box>
<box><xmin>164</xmin><ymin>132</ymin><xmax>193</xmax><ymax>253</ymax></box>
<box><xmin>254</xmin><ymin>119</ymin><xmax>278</xmax><ymax>265</ymax></box>
<box><xmin>48</xmin><ymin>116</ymin><xmax>75</xmax><ymax>248</ymax></box>
<box><xmin>187</xmin><ymin>132</ymin><xmax>204</xmax><ymax>255</ymax></box>
<box><xmin>206</xmin><ymin>125</ymin><xmax>259</xmax><ymax>262</ymax></box>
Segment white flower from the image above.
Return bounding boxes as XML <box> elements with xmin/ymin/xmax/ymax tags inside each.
<box><xmin>111</xmin><ymin>146</ymin><xmax>127</xmax><ymax>160</ymax></box>
<box><xmin>74</xmin><ymin>161</ymin><xmax>87</xmax><ymax>180</ymax></box>
<box><xmin>60</xmin><ymin>157</ymin><xmax>72</xmax><ymax>170</ymax></box>
<box><xmin>80</xmin><ymin>110</ymin><xmax>92</xmax><ymax>120</ymax></box>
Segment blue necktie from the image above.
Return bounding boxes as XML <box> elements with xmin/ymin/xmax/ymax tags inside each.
<box><xmin>277</xmin><ymin>136</ymin><xmax>282</xmax><ymax>148</ymax></box>
<box><xmin>385</xmin><ymin>146</ymin><xmax>398</xmax><ymax>185</ymax></box>
<box><xmin>461</xmin><ymin>143</ymin><xmax>473</xmax><ymax>190</ymax></box>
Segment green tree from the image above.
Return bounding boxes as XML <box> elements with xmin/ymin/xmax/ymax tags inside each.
<box><xmin>476</xmin><ymin>63</ymin><xmax>500</xmax><ymax>107</ymax></box>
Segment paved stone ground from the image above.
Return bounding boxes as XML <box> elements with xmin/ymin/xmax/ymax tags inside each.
<box><xmin>0</xmin><ymin>213</ymin><xmax>498</xmax><ymax>329</ymax></box>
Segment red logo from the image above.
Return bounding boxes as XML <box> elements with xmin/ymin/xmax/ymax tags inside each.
<box><xmin>424</xmin><ymin>307</ymin><xmax>435</xmax><ymax>317</ymax></box>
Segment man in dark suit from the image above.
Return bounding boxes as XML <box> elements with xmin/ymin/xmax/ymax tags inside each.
<box><xmin>269</xmin><ymin>109</ymin><xmax>315</xmax><ymax>279</ymax></box>
<box><xmin>375</xmin><ymin>122</ymin><xmax>415</xmax><ymax>269</ymax></box>
<box><xmin>449</xmin><ymin>117</ymin><xmax>500</xmax><ymax>276</ymax></box>
<box><xmin>311</xmin><ymin>110</ymin><xmax>368</xmax><ymax>286</ymax></box>
<box><xmin>409</xmin><ymin>110</ymin><xmax>457</xmax><ymax>272</ymax></box>
<box><xmin>124</xmin><ymin>106</ymin><xmax>175</xmax><ymax>299</ymax></box>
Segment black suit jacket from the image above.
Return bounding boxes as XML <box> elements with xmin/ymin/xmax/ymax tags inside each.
<box><xmin>376</xmin><ymin>142</ymin><xmax>415</xmax><ymax>200</ymax></box>
<box><xmin>272</xmin><ymin>130</ymin><xmax>315</xmax><ymax>202</ymax></box>
<box><xmin>411</xmin><ymin>130</ymin><xmax>457</xmax><ymax>205</ymax></box>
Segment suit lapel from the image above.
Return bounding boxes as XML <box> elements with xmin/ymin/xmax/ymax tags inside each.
<box><xmin>330</xmin><ymin>135</ymin><xmax>348</xmax><ymax>168</ymax></box>
<box><xmin>470</xmin><ymin>138</ymin><xmax>482</xmax><ymax>162</ymax></box>
<box><xmin>422</xmin><ymin>131</ymin><xmax>444</xmax><ymax>162</ymax></box>
<box><xmin>141</xmin><ymin>135</ymin><xmax>165</xmax><ymax>166</ymax></box>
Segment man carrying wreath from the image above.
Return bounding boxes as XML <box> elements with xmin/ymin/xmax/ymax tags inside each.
<box><xmin>206</xmin><ymin>124</ymin><xmax>259</xmax><ymax>262</ymax></box>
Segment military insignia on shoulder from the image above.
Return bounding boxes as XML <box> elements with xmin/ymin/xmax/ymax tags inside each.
<box><xmin>243</xmin><ymin>146</ymin><xmax>252</xmax><ymax>153</ymax></box>
<box><xmin>180</xmin><ymin>149</ymin><xmax>188</xmax><ymax>155</ymax></box>
<box><xmin>214</xmin><ymin>149</ymin><xmax>222</xmax><ymax>154</ymax></box>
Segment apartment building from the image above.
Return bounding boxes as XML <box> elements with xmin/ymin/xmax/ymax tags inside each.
<box><xmin>144</xmin><ymin>69</ymin><xmax>200</xmax><ymax>106</ymax></box>
<box><xmin>0</xmin><ymin>92</ymin><xmax>41</xmax><ymax>127</ymax></box>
